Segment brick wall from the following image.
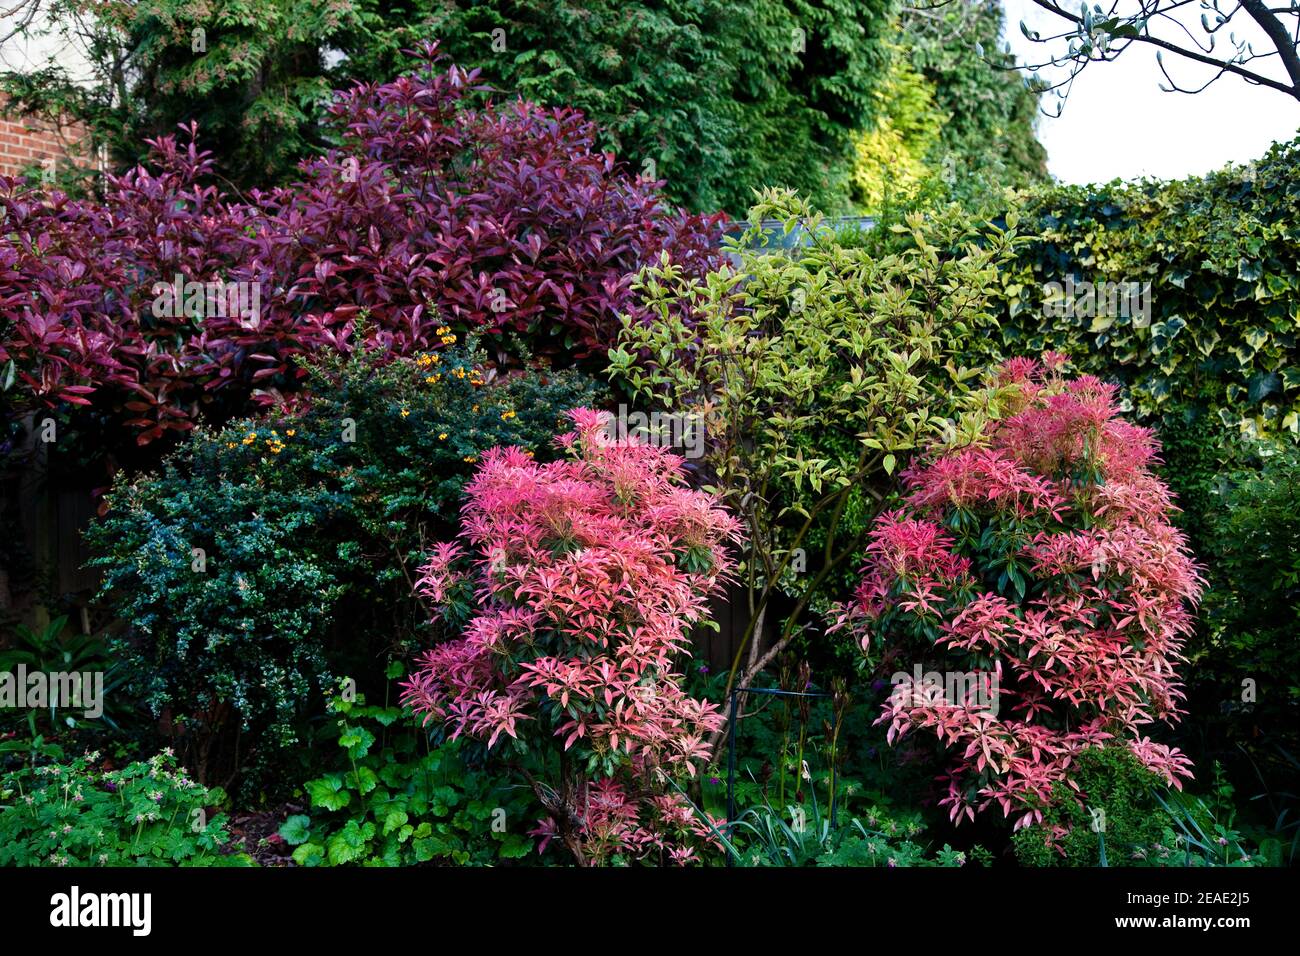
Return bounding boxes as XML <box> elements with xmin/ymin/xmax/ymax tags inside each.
<box><xmin>0</xmin><ymin>95</ymin><xmax>89</xmax><ymax>178</ymax></box>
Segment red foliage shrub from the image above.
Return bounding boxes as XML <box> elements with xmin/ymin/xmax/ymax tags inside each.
<box><xmin>835</xmin><ymin>356</ymin><xmax>1203</xmax><ymax>832</ymax></box>
<box><xmin>0</xmin><ymin>130</ymin><xmax>299</xmax><ymax>444</ymax></box>
<box><xmin>240</xmin><ymin>42</ymin><xmax>725</xmax><ymax>362</ymax></box>
<box><xmin>0</xmin><ymin>43</ymin><xmax>723</xmax><ymax>447</ymax></box>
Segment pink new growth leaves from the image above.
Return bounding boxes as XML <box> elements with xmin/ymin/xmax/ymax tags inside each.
<box><xmin>401</xmin><ymin>408</ymin><xmax>740</xmax><ymax>864</ymax></box>
<box><xmin>836</xmin><ymin>357</ymin><xmax>1203</xmax><ymax>834</ymax></box>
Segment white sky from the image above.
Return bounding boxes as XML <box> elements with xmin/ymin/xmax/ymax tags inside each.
<box><xmin>1000</xmin><ymin>0</ymin><xmax>1300</xmax><ymax>183</ymax></box>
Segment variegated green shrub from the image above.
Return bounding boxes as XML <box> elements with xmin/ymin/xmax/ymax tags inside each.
<box><xmin>996</xmin><ymin>136</ymin><xmax>1300</xmax><ymax>438</ymax></box>
<box><xmin>610</xmin><ymin>189</ymin><xmax>1019</xmax><ymax>705</ymax></box>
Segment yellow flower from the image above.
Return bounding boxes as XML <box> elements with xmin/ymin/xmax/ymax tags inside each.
<box><xmin>524</xmin><ymin>450</ymin><xmax>535</xmax><ymax>458</ymax></box>
<box><xmin>400</xmin><ymin>408</ymin><xmax>410</xmax><ymax>418</ymax></box>
<box><xmin>286</xmin><ymin>429</ymin><xmax>296</xmax><ymax>437</ymax></box>
<box><xmin>463</xmin><ymin>455</ymin><xmax>477</xmax><ymax>463</ymax></box>
<box><xmin>439</xmin><ymin>433</ymin><xmax>448</xmax><ymax>440</ymax></box>
<box><xmin>501</xmin><ymin>409</ymin><xmax>516</xmax><ymax>421</ymax></box>
<box><xmin>426</xmin><ymin>375</ymin><xmax>440</xmax><ymax>384</ymax></box>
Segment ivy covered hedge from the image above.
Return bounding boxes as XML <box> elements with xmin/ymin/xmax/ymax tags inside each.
<box><xmin>995</xmin><ymin>136</ymin><xmax>1300</xmax><ymax>439</ymax></box>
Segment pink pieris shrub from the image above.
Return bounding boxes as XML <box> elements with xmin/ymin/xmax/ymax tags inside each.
<box><xmin>834</xmin><ymin>355</ymin><xmax>1204</xmax><ymax>836</ymax></box>
<box><xmin>400</xmin><ymin>408</ymin><xmax>741</xmax><ymax>865</ymax></box>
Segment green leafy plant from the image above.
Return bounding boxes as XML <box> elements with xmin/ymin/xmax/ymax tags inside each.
<box><xmin>279</xmin><ymin>684</ymin><xmax>536</xmax><ymax>866</ymax></box>
<box><xmin>86</xmin><ymin>341</ymin><xmax>602</xmax><ymax>794</ymax></box>
<box><xmin>996</xmin><ymin>136</ymin><xmax>1300</xmax><ymax>439</ymax></box>
<box><xmin>1011</xmin><ymin>747</ymin><xmax>1266</xmax><ymax>867</ymax></box>
<box><xmin>1168</xmin><ymin>435</ymin><xmax>1300</xmax><ymax>811</ymax></box>
<box><xmin>0</xmin><ymin>750</ymin><xmax>249</xmax><ymax>866</ymax></box>
<box><xmin>0</xmin><ymin>615</ymin><xmax>128</xmax><ymax>736</ymax></box>
<box><xmin>676</xmin><ymin>773</ymin><xmax>976</xmax><ymax>867</ymax></box>
<box><xmin>611</xmin><ymin>189</ymin><xmax>1020</xmax><ymax>724</ymax></box>
<box><xmin>1150</xmin><ymin>786</ymin><xmax>1265</xmax><ymax>868</ymax></box>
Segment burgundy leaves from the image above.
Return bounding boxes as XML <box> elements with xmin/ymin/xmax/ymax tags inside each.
<box><xmin>1</xmin><ymin>42</ymin><xmax>724</xmax><ymax>446</ymax></box>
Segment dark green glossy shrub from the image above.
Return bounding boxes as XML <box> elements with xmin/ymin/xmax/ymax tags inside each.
<box><xmin>87</xmin><ymin>342</ymin><xmax>603</xmax><ymax>796</ymax></box>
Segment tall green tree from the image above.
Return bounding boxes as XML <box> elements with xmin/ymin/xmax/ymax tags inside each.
<box><xmin>2</xmin><ymin>0</ymin><xmax>895</xmax><ymax>213</ymax></box>
<box><xmin>0</xmin><ymin>1</ymin><xmax>353</xmax><ymax>189</ymax></box>
<box><xmin>850</xmin><ymin>3</ymin><xmax>1048</xmax><ymax>212</ymax></box>
<box><xmin>903</xmin><ymin>1</ymin><xmax>1048</xmax><ymax>193</ymax></box>
<box><xmin>342</xmin><ymin>0</ymin><xmax>896</xmax><ymax>214</ymax></box>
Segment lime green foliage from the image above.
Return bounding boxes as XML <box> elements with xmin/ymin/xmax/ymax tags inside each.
<box><xmin>611</xmin><ymin>190</ymin><xmax>1019</xmax><ymax>689</ymax></box>
<box><xmin>0</xmin><ymin>750</ymin><xmax>249</xmax><ymax>866</ymax></box>
<box><xmin>998</xmin><ymin>137</ymin><xmax>1300</xmax><ymax>439</ymax></box>
<box><xmin>902</xmin><ymin>2</ymin><xmax>1047</xmax><ymax>200</ymax></box>
<box><xmin>852</xmin><ymin>4</ymin><xmax>1049</xmax><ymax>213</ymax></box>
<box><xmin>852</xmin><ymin>46</ymin><xmax>945</xmax><ymax>211</ymax></box>
<box><xmin>280</xmin><ymin>687</ymin><xmax>536</xmax><ymax>866</ymax></box>
<box><xmin>86</xmin><ymin>342</ymin><xmax>601</xmax><ymax>793</ymax></box>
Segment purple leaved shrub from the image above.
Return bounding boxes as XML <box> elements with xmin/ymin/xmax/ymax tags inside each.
<box><xmin>0</xmin><ymin>42</ymin><xmax>724</xmax><ymax>449</ymax></box>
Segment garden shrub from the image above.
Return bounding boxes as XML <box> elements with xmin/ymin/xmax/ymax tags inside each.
<box><xmin>611</xmin><ymin>189</ymin><xmax>1019</xmax><ymax>702</ymax></box>
<box><xmin>1010</xmin><ymin>746</ymin><xmax>1171</xmax><ymax>866</ymax></box>
<box><xmin>0</xmin><ymin>750</ymin><xmax>248</xmax><ymax>866</ymax></box>
<box><xmin>400</xmin><ymin>408</ymin><xmax>741</xmax><ymax>865</ymax></box>
<box><xmin>0</xmin><ymin>42</ymin><xmax>719</xmax><ymax>458</ymax></box>
<box><xmin>1011</xmin><ymin>746</ymin><xmax>1265</xmax><ymax>867</ymax></box>
<box><xmin>87</xmin><ymin>343</ymin><xmax>602</xmax><ymax>795</ymax></box>
<box><xmin>996</xmin><ymin>136</ymin><xmax>1300</xmax><ymax>440</ymax></box>
<box><xmin>242</xmin><ymin>42</ymin><xmax>725</xmax><ymax>364</ymax></box>
<box><xmin>279</xmin><ymin>687</ymin><xmax>536</xmax><ymax>866</ymax></box>
<box><xmin>836</xmin><ymin>356</ymin><xmax>1203</xmax><ymax>844</ymax></box>
<box><xmin>0</xmin><ymin>129</ymin><xmax>270</xmax><ymax>448</ymax></box>
<box><xmin>1192</xmin><ymin>438</ymin><xmax>1300</xmax><ymax>775</ymax></box>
